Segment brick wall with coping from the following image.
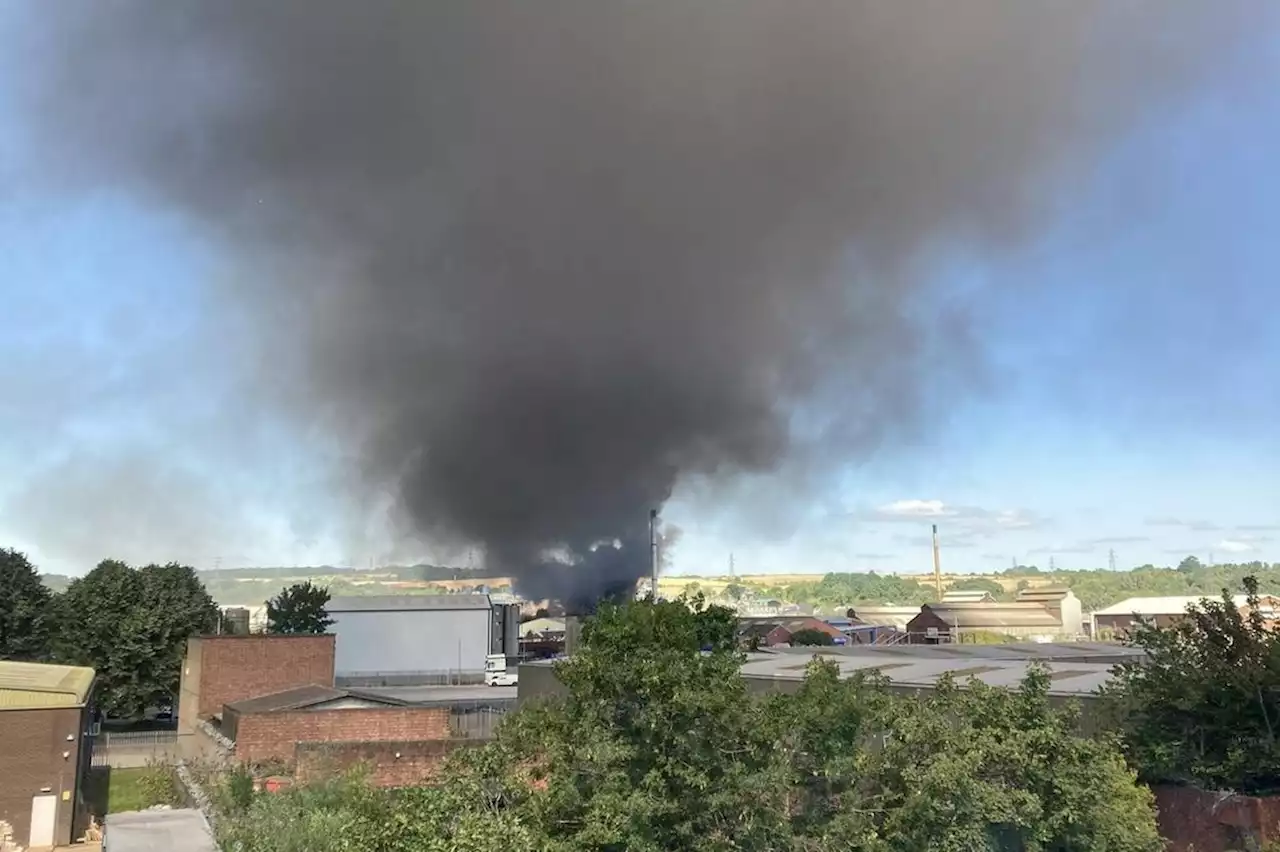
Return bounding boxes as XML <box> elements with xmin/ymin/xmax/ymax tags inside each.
<box><xmin>294</xmin><ymin>739</ymin><xmax>485</xmax><ymax>787</ymax></box>
<box><xmin>178</xmin><ymin>634</ymin><xmax>336</xmax><ymax>731</ymax></box>
<box><xmin>233</xmin><ymin>706</ymin><xmax>452</xmax><ymax>764</ymax></box>
<box><xmin>1154</xmin><ymin>785</ymin><xmax>1280</xmax><ymax>852</ymax></box>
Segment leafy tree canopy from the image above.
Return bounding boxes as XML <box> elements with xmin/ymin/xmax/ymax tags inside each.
<box><xmin>265</xmin><ymin>580</ymin><xmax>334</xmax><ymax>635</ymax></box>
<box><xmin>0</xmin><ymin>548</ymin><xmax>54</xmax><ymax>661</ymax></box>
<box><xmin>789</xmin><ymin>627</ymin><xmax>835</xmax><ymax>646</ymax></box>
<box><xmin>56</xmin><ymin>560</ymin><xmax>218</xmax><ymax>717</ymax></box>
<box><xmin>1102</xmin><ymin>575</ymin><xmax>1280</xmax><ymax>794</ymax></box>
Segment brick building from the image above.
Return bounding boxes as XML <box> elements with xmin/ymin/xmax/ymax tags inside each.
<box><xmin>0</xmin><ymin>661</ymin><xmax>96</xmax><ymax>849</ymax></box>
<box><xmin>221</xmin><ymin>686</ymin><xmax>451</xmax><ymax>764</ymax></box>
<box><xmin>177</xmin><ymin>634</ymin><xmax>336</xmax><ymax>732</ymax></box>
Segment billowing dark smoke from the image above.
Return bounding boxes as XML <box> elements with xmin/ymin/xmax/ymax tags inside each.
<box><xmin>12</xmin><ymin>1</ymin><xmax>1270</xmax><ymax>600</ymax></box>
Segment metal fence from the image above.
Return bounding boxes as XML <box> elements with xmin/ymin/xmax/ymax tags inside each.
<box><xmin>90</xmin><ymin>730</ymin><xmax>182</xmax><ymax>768</ymax></box>
<box><xmin>450</xmin><ymin>707</ymin><xmax>507</xmax><ymax>741</ymax></box>
<box><xmin>336</xmin><ymin>669</ymin><xmax>486</xmax><ymax>687</ymax></box>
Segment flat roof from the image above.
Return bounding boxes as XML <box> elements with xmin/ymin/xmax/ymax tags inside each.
<box><xmin>104</xmin><ymin>808</ymin><xmax>218</xmax><ymax>852</ymax></box>
<box><xmin>0</xmin><ymin>660</ymin><xmax>95</xmax><ymax>710</ymax></box>
<box><xmin>739</xmin><ymin>650</ymin><xmax>1115</xmax><ymax>697</ymax></box>
<box><xmin>328</xmin><ymin>594</ymin><xmax>493</xmax><ymax>612</ymax></box>
<box><xmin>357</xmin><ymin>684</ymin><xmax>518</xmax><ymax>706</ymax></box>
<box><xmin>521</xmin><ymin>642</ymin><xmax>1139</xmax><ymax>699</ymax></box>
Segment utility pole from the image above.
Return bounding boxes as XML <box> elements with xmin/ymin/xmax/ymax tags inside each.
<box><xmin>1050</xmin><ymin>555</ymin><xmax>1056</xmax><ymax>573</ymax></box>
<box><xmin>931</xmin><ymin>524</ymin><xmax>943</xmax><ymax>600</ymax></box>
<box><xmin>649</xmin><ymin>509</ymin><xmax>660</xmax><ymax>600</ymax></box>
<box><xmin>729</xmin><ymin>552</ymin><xmax>735</xmax><ymax>579</ymax></box>
<box><xmin>1108</xmin><ymin>548</ymin><xmax>1116</xmax><ymax>572</ymax></box>
<box><xmin>1010</xmin><ymin>555</ymin><xmax>1017</xmax><ymax>573</ymax></box>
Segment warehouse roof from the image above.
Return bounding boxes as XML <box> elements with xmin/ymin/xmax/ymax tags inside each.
<box><xmin>919</xmin><ymin>603</ymin><xmax>1061</xmax><ymax>629</ymax></box>
<box><xmin>0</xmin><ymin>660</ymin><xmax>95</xmax><ymax>710</ymax></box>
<box><xmin>1015</xmin><ymin>587</ymin><xmax>1076</xmax><ymax>604</ymax></box>
<box><xmin>845</xmin><ymin>606</ymin><xmax>920</xmax><ymax>628</ymax></box>
<box><xmin>739</xmin><ymin>649</ymin><xmax>1114</xmax><ymax>697</ymax></box>
<box><xmin>226</xmin><ymin>685</ymin><xmax>411</xmax><ymax>714</ymax></box>
<box><xmin>1092</xmin><ymin>594</ymin><xmax>1280</xmax><ymax>617</ymax></box>
<box><xmin>327</xmin><ymin>594</ymin><xmax>493</xmax><ymax>612</ymax></box>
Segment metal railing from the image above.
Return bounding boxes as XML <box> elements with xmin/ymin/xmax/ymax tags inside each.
<box><xmin>90</xmin><ymin>730</ymin><xmax>182</xmax><ymax>768</ymax></box>
<box><xmin>336</xmin><ymin>668</ymin><xmax>486</xmax><ymax>687</ymax></box>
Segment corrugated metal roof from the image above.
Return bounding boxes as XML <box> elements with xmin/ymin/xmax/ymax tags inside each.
<box><xmin>1015</xmin><ymin>587</ymin><xmax>1074</xmax><ymax>603</ymax></box>
<box><xmin>922</xmin><ymin>603</ymin><xmax>1061</xmax><ymax>629</ymax></box>
<box><xmin>0</xmin><ymin>660</ymin><xmax>95</xmax><ymax>710</ymax></box>
<box><xmin>941</xmin><ymin>590</ymin><xmax>995</xmax><ymax>603</ymax></box>
<box><xmin>1092</xmin><ymin>594</ymin><xmax>1280</xmax><ymax>617</ymax></box>
<box><xmin>226</xmin><ymin>684</ymin><xmax>411</xmax><ymax>714</ymax></box>
<box><xmin>846</xmin><ymin>606</ymin><xmax>919</xmax><ymax>628</ymax></box>
<box><xmin>328</xmin><ymin>594</ymin><xmax>493</xmax><ymax>612</ymax></box>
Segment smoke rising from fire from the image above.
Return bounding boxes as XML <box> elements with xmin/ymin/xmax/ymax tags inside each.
<box><xmin>11</xmin><ymin>1</ymin><xmax>1270</xmax><ymax>600</ymax></box>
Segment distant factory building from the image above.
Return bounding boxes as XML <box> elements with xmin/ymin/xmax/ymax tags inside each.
<box><xmin>1014</xmin><ymin>587</ymin><xmax>1085</xmax><ymax>636</ymax></box>
<box><xmin>907</xmin><ymin>602</ymin><xmax>1063</xmax><ymax>643</ymax></box>
<box><xmin>328</xmin><ymin>595</ymin><xmax>520</xmax><ymax>686</ymax></box>
<box><xmin>1091</xmin><ymin>593</ymin><xmax>1280</xmax><ymax>636</ymax></box>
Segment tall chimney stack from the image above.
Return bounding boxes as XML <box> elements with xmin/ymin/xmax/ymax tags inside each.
<box><xmin>932</xmin><ymin>523</ymin><xmax>943</xmax><ymax>600</ymax></box>
<box><xmin>650</xmin><ymin>508</ymin><xmax>660</xmax><ymax>601</ymax></box>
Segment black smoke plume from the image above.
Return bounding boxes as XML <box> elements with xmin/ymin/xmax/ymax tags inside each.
<box><xmin>12</xmin><ymin>1</ymin><xmax>1271</xmax><ymax>601</ymax></box>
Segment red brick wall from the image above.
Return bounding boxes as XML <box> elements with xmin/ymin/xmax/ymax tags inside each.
<box><xmin>186</xmin><ymin>635</ymin><xmax>336</xmax><ymax>720</ymax></box>
<box><xmin>1155</xmin><ymin>785</ymin><xmax>1280</xmax><ymax>851</ymax></box>
<box><xmin>294</xmin><ymin>739</ymin><xmax>483</xmax><ymax>787</ymax></box>
<box><xmin>234</xmin><ymin>706</ymin><xmax>452</xmax><ymax>764</ymax></box>
<box><xmin>0</xmin><ymin>707</ymin><xmax>87</xmax><ymax>848</ymax></box>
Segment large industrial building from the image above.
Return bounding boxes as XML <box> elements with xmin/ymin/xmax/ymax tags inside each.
<box><xmin>328</xmin><ymin>594</ymin><xmax>520</xmax><ymax>686</ymax></box>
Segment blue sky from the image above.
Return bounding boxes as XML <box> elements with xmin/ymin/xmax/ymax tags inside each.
<box><xmin>2</xmin><ymin>26</ymin><xmax>1279</xmax><ymax>578</ymax></box>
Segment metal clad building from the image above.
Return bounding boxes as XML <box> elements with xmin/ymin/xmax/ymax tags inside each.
<box><xmin>328</xmin><ymin>595</ymin><xmax>494</xmax><ymax>685</ymax></box>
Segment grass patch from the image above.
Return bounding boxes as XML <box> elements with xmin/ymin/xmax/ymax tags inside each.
<box><xmin>84</xmin><ymin>766</ymin><xmax>180</xmax><ymax>817</ymax></box>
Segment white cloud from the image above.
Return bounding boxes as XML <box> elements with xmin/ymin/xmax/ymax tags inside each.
<box><xmin>1217</xmin><ymin>539</ymin><xmax>1254</xmax><ymax>554</ymax></box>
<box><xmin>875</xmin><ymin>499</ymin><xmax>951</xmax><ymax>519</ymax></box>
<box><xmin>863</xmin><ymin>500</ymin><xmax>1044</xmax><ymax>533</ymax></box>
<box><xmin>1145</xmin><ymin>517</ymin><xmax>1220</xmax><ymax>532</ymax></box>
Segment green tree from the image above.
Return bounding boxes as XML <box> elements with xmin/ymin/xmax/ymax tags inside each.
<box><xmin>55</xmin><ymin>560</ymin><xmax>217</xmax><ymax>717</ymax></box>
<box><xmin>723</xmin><ymin>582</ymin><xmax>746</xmax><ymax>601</ymax></box>
<box><xmin>947</xmin><ymin>576</ymin><xmax>1008</xmax><ymax>600</ymax></box>
<box><xmin>265</xmin><ymin>581</ymin><xmax>334</xmax><ymax>634</ymax></box>
<box><xmin>0</xmin><ymin>548</ymin><xmax>54</xmax><ymax>661</ymax></box>
<box><xmin>860</xmin><ymin>667</ymin><xmax>1161</xmax><ymax>852</ymax></box>
<box><xmin>1102</xmin><ymin>575</ymin><xmax>1280</xmax><ymax>794</ymax></box>
<box><xmin>789</xmin><ymin>627</ymin><xmax>835</xmax><ymax>646</ymax></box>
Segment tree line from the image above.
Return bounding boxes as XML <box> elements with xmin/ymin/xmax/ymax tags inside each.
<box><xmin>736</xmin><ymin>557</ymin><xmax>1280</xmax><ymax>612</ymax></box>
<box><xmin>0</xmin><ymin>548</ymin><xmax>332</xmax><ymax>718</ymax></box>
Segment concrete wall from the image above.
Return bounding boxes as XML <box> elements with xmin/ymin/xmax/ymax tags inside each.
<box><xmin>330</xmin><ymin>609</ymin><xmax>492</xmax><ymax>680</ymax></box>
<box><xmin>180</xmin><ymin>635</ymin><xmax>336</xmax><ymax>728</ymax></box>
<box><xmin>0</xmin><ymin>705</ymin><xmax>90</xmax><ymax>848</ymax></box>
<box><xmin>233</xmin><ymin>706</ymin><xmax>452</xmax><ymax>764</ymax></box>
